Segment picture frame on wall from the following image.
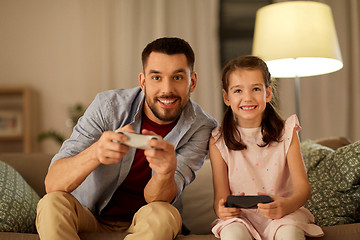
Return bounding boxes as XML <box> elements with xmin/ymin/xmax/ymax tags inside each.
<box><xmin>0</xmin><ymin>110</ymin><xmax>23</xmax><ymax>137</ymax></box>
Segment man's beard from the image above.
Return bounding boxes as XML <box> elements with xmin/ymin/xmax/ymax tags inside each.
<box><xmin>144</xmin><ymin>91</ymin><xmax>190</xmax><ymax>123</ymax></box>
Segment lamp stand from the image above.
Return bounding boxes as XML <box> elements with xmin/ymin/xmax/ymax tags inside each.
<box><xmin>294</xmin><ymin>76</ymin><xmax>301</xmax><ymax>122</ymax></box>
<box><xmin>294</xmin><ymin>76</ymin><xmax>302</xmax><ymax>140</ymax></box>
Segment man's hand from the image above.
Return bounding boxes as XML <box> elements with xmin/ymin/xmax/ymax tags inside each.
<box><xmin>95</xmin><ymin>125</ymin><xmax>132</xmax><ymax>164</ymax></box>
<box><xmin>142</xmin><ymin>129</ymin><xmax>177</xmax><ymax>175</ymax></box>
<box><xmin>142</xmin><ymin>129</ymin><xmax>177</xmax><ymax>203</ymax></box>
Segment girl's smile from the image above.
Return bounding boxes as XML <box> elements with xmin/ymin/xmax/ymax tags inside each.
<box><xmin>240</xmin><ymin>105</ymin><xmax>257</xmax><ymax>111</ymax></box>
<box><xmin>223</xmin><ymin>68</ymin><xmax>271</xmax><ymax>128</ymax></box>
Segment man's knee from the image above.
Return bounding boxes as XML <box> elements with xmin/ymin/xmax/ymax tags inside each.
<box><xmin>36</xmin><ymin>192</ymin><xmax>85</xmax><ymax>240</ymax></box>
<box><xmin>127</xmin><ymin>202</ymin><xmax>182</xmax><ymax>239</ymax></box>
<box><xmin>136</xmin><ymin>202</ymin><xmax>182</xmax><ymax>228</ymax></box>
<box><xmin>36</xmin><ymin>191</ymin><xmax>84</xmax><ymax>224</ymax></box>
<box><xmin>37</xmin><ymin>191</ymin><xmax>77</xmax><ymax>212</ymax></box>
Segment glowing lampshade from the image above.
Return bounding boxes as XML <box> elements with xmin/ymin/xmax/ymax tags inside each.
<box><xmin>252</xmin><ymin>1</ymin><xmax>343</xmax><ymax>78</ymax></box>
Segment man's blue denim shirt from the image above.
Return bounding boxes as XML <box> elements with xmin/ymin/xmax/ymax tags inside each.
<box><xmin>51</xmin><ymin>87</ymin><xmax>217</xmax><ymax>215</ymax></box>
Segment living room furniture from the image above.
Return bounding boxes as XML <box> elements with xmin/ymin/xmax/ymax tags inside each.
<box><xmin>0</xmin><ymin>137</ymin><xmax>358</xmax><ymax>239</ymax></box>
<box><xmin>0</xmin><ymin>86</ymin><xmax>39</xmax><ymax>153</ymax></box>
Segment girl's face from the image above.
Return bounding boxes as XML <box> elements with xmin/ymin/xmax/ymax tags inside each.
<box><xmin>223</xmin><ymin>68</ymin><xmax>272</xmax><ymax>128</ymax></box>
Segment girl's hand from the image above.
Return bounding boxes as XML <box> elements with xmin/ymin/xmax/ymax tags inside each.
<box><xmin>257</xmin><ymin>193</ymin><xmax>292</xmax><ymax>219</ymax></box>
<box><xmin>216</xmin><ymin>198</ymin><xmax>243</xmax><ymax>221</ymax></box>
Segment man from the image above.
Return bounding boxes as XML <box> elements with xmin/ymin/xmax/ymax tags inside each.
<box><xmin>36</xmin><ymin>37</ymin><xmax>217</xmax><ymax>240</ymax></box>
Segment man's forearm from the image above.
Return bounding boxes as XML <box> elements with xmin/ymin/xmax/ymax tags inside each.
<box><xmin>45</xmin><ymin>143</ymin><xmax>100</xmax><ymax>193</ymax></box>
<box><xmin>144</xmin><ymin>172</ymin><xmax>177</xmax><ymax>203</ymax></box>
<box><xmin>45</xmin><ymin>129</ymin><xmax>130</xmax><ymax>193</ymax></box>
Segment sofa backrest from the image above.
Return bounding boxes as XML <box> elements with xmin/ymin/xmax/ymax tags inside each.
<box><xmin>182</xmin><ymin>159</ymin><xmax>217</xmax><ymax>234</ymax></box>
<box><xmin>0</xmin><ymin>153</ymin><xmax>53</xmax><ymax>197</ymax></box>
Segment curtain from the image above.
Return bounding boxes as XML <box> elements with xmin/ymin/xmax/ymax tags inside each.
<box><xmin>276</xmin><ymin>0</ymin><xmax>360</xmax><ymax>142</ymax></box>
<box><xmin>104</xmin><ymin>0</ymin><xmax>223</xmax><ymax>122</ymax></box>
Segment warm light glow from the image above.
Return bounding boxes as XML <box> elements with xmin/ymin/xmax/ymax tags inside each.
<box><xmin>266</xmin><ymin>58</ymin><xmax>343</xmax><ymax>78</ymax></box>
<box><xmin>252</xmin><ymin>1</ymin><xmax>343</xmax><ymax>78</ymax></box>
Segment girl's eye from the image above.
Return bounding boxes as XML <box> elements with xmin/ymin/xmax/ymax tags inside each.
<box><xmin>253</xmin><ymin>87</ymin><xmax>261</xmax><ymax>91</ymax></box>
<box><xmin>234</xmin><ymin>89</ymin><xmax>242</xmax><ymax>93</ymax></box>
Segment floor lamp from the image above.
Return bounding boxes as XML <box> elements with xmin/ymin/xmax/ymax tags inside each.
<box><xmin>252</xmin><ymin>1</ymin><xmax>343</xmax><ymax>123</ymax></box>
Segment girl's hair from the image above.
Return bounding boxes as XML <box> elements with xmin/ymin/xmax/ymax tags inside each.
<box><xmin>220</xmin><ymin>55</ymin><xmax>285</xmax><ymax>150</ymax></box>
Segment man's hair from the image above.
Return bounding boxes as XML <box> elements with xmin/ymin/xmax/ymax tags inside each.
<box><xmin>141</xmin><ymin>37</ymin><xmax>195</xmax><ymax>72</ymax></box>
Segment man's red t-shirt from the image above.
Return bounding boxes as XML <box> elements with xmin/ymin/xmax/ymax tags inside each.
<box><xmin>100</xmin><ymin>114</ymin><xmax>176</xmax><ymax>221</ymax></box>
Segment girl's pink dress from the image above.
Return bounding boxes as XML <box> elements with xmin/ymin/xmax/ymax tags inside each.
<box><xmin>211</xmin><ymin>115</ymin><xmax>324</xmax><ymax>240</ymax></box>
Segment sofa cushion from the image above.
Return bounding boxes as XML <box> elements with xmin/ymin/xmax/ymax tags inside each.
<box><xmin>0</xmin><ymin>153</ymin><xmax>52</xmax><ymax>197</ymax></box>
<box><xmin>301</xmin><ymin>140</ymin><xmax>360</xmax><ymax>226</ymax></box>
<box><xmin>0</xmin><ymin>161</ymin><xmax>40</xmax><ymax>233</ymax></box>
<box><xmin>301</xmin><ymin>140</ymin><xmax>334</xmax><ymax>172</ymax></box>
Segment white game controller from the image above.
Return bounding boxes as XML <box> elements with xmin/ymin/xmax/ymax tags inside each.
<box><xmin>115</xmin><ymin>130</ymin><xmax>162</xmax><ymax>149</ymax></box>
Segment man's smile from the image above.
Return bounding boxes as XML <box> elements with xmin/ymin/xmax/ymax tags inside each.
<box><xmin>157</xmin><ymin>97</ymin><xmax>179</xmax><ymax>108</ymax></box>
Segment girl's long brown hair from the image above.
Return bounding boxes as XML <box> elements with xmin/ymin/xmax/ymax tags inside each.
<box><xmin>220</xmin><ymin>55</ymin><xmax>284</xmax><ymax>150</ymax></box>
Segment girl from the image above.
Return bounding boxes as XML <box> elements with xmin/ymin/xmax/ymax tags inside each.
<box><xmin>209</xmin><ymin>56</ymin><xmax>324</xmax><ymax>240</ymax></box>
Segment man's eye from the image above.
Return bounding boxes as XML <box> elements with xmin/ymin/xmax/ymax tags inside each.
<box><xmin>152</xmin><ymin>76</ymin><xmax>160</xmax><ymax>80</ymax></box>
<box><xmin>173</xmin><ymin>75</ymin><xmax>183</xmax><ymax>80</ymax></box>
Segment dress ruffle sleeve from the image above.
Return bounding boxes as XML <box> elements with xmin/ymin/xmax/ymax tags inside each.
<box><xmin>211</xmin><ymin>126</ymin><xmax>230</xmax><ymax>165</ymax></box>
<box><xmin>283</xmin><ymin>114</ymin><xmax>301</xmax><ymax>154</ymax></box>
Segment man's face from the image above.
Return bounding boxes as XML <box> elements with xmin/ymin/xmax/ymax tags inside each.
<box><xmin>139</xmin><ymin>52</ymin><xmax>197</xmax><ymax>125</ymax></box>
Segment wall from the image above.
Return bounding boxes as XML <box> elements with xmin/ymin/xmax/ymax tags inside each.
<box><xmin>0</xmin><ymin>0</ymin><xmax>222</xmax><ymax>154</ymax></box>
<box><xmin>1</xmin><ymin>0</ymin><xmax>358</xmax><ymax>153</ymax></box>
<box><xmin>0</xmin><ymin>0</ymin><xmax>111</xmax><ymax>153</ymax></box>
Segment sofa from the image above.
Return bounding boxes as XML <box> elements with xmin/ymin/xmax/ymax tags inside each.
<box><xmin>0</xmin><ymin>137</ymin><xmax>359</xmax><ymax>240</ymax></box>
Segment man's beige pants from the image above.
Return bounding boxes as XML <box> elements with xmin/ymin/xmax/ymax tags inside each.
<box><xmin>36</xmin><ymin>192</ymin><xmax>182</xmax><ymax>240</ymax></box>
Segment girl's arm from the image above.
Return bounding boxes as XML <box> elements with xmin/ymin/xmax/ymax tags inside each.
<box><xmin>258</xmin><ymin>128</ymin><xmax>311</xmax><ymax>219</ymax></box>
<box><xmin>209</xmin><ymin>136</ymin><xmax>242</xmax><ymax>220</ymax></box>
